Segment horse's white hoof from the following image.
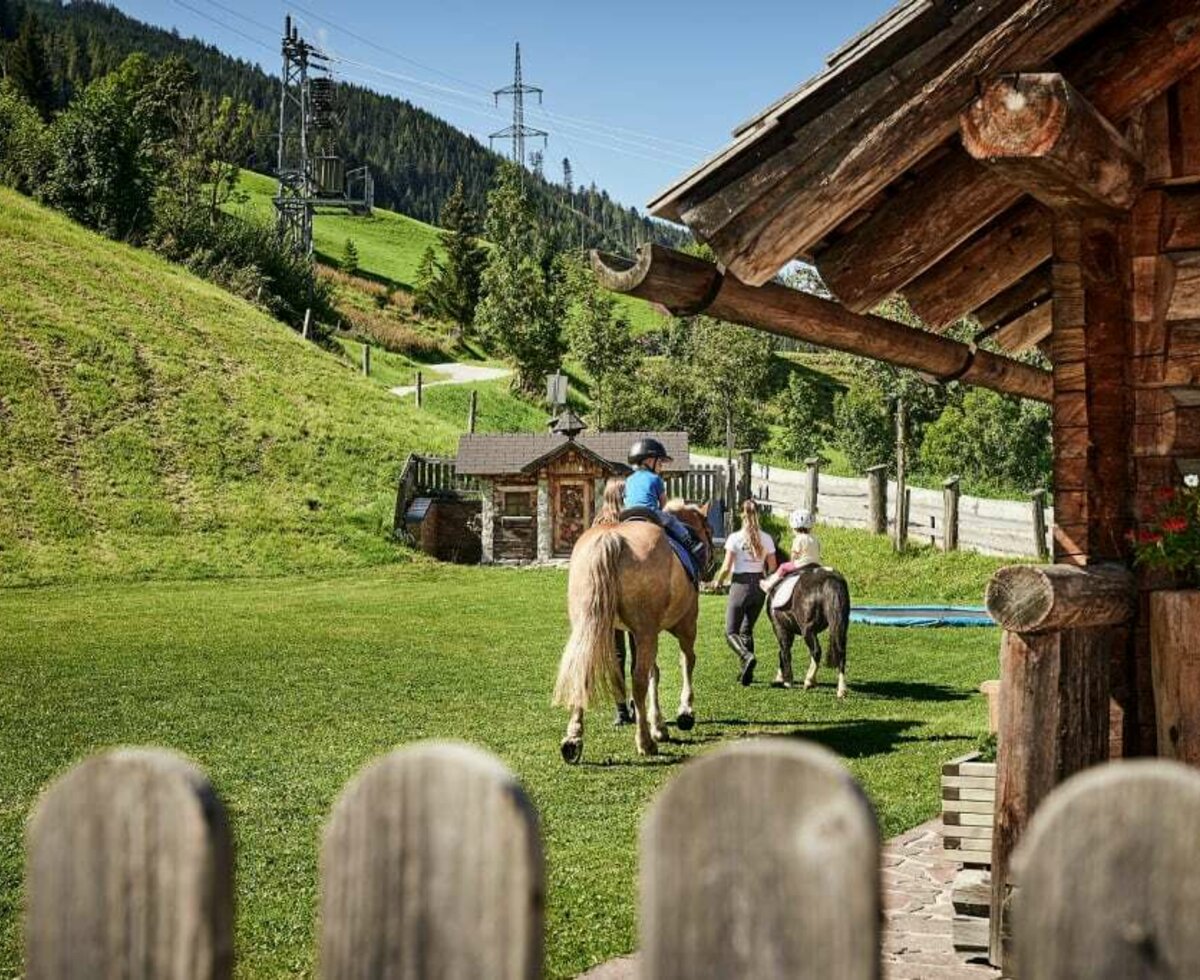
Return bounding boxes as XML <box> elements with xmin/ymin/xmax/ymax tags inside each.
<box><xmin>676</xmin><ymin>710</ymin><xmax>695</xmax><ymax>731</ymax></box>
<box><xmin>637</xmin><ymin>740</ymin><xmax>658</xmax><ymax>757</ymax></box>
<box><xmin>803</xmin><ymin>681</ymin><xmax>815</xmax><ymax>691</ymax></box>
<box><xmin>652</xmin><ymin>727</ymin><xmax>669</xmax><ymax>743</ymax></box>
<box><xmin>837</xmin><ymin>689</ymin><xmax>848</xmax><ymax>700</ymax></box>
<box><xmin>560</xmin><ymin>738</ymin><xmax>583</xmax><ymax>765</ymax></box>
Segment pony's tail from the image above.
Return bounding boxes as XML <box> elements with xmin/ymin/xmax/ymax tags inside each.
<box><xmin>553</xmin><ymin>531</ymin><xmax>624</xmax><ymax>710</ymax></box>
<box><xmin>826</xmin><ymin>575</ymin><xmax>851</xmax><ymax>672</ymax></box>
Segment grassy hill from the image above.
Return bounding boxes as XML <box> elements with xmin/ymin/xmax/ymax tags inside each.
<box><xmin>0</xmin><ymin>186</ymin><xmax>470</xmax><ymax>587</ymax></box>
<box><xmin>236</xmin><ymin>171</ymin><xmax>668</xmax><ymax>335</ymax></box>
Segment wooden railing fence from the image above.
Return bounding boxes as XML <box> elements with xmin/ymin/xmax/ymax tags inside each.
<box><xmin>393</xmin><ymin>454</ymin><xmax>481</xmax><ymax>535</ymax></box>
<box><xmin>663</xmin><ymin>463</ymin><xmax>725</xmax><ymax>505</ymax></box>
<box><xmin>22</xmin><ymin>738</ymin><xmax>1200</xmax><ymax>979</ymax></box>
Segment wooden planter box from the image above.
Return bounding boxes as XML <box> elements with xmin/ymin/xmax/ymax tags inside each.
<box><xmin>1151</xmin><ymin>589</ymin><xmax>1200</xmax><ymax>765</ymax></box>
<box><xmin>941</xmin><ymin>751</ymin><xmax>996</xmax><ymax>866</ymax></box>
<box><xmin>942</xmin><ymin>751</ymin><xmax>996</xmax><ymax>959</ymax></box>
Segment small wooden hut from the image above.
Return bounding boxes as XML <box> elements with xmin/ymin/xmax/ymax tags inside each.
<box><xmin>455</xmin><ymin>422</ymin><xmax>688</xmax><ymax>563</ymax></box>
<box><xmin>591</xmin><ymin>0</ymin><xmax>1200</xmax><ymax>966</ymax></box>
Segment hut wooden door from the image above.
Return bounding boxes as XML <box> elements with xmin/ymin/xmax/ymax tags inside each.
<box><xmin>553</xmin><ymin>478</ymin><xmax>592</xmax><ymax>556</ymax></box>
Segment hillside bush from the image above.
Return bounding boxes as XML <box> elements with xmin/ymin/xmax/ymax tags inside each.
<box><xmin>0</xmin><ymin>81</ymin><xmax>49</xmax><ymax>192</ymax></box>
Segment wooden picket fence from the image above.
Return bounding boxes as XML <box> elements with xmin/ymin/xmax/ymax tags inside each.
<box><xmin>21</xmin><ymin>741</ymin><xmax>1200</xmax><ymax>979</ymax></box>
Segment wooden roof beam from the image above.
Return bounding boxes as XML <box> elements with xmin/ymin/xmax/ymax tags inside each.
<box><xmin>994</xmin><ymin>302</ymin><xmax>1053</xmax><ymax>353</ymax></box>
<box><xmin>673</xmin><ymin>0</ymin><xmax>1126</xmax><ymax>288</ymax></box>
<box><xmin>961</xmin><ymin>73</ymin><xmax>1144</xmax><ymax>214</ymax></box>
<box><xmin>815</xmin><ymin>0</ymin><xmax>1200</xmax><ymax>313</ymax></box>
<box><xmin>974</xmin><ymin>264</ymin><xmax>1052</xmax><ymax>330</ymax></box>
<box><xmin>905</xmin><ymin>199</ymin><xmax>1052</xmax><ymax>332</ymax></box>
<box><xmin>591</xmin><ymin>244</ymin><xmax>1052</xmax><ymax>404</ymax></box>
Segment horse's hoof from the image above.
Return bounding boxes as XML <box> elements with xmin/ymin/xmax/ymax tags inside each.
<box><xmin>652</xmin><ymin>727</ymin><xmax>669</xmax><ymax>744</ymax></box>
<box><xmin>676</xmin><ymin>710</ymin><xmax>695</xmax><ymax>731</ymax></box>
<box><xmin>837</xmin><ymin>690</ymin><xmax>848</xmax><ymax>700</ymax></box>
<box><xmin>771</xmin><ymin>680</ymin><xmax>793</xmax><ymax>689</ymax></box>
<box><xmin>613</xmin><ymin>702</ymin><xmax>634</xmax><ymax>727</ymax></box>
<box><xmin>560</xmin><ymin>739</ymin><xmax>583</xmax><ymax>765</ymax></box>
<box><xmin>637</xmin><ymin>741</ymin><xmax>658</xmax><ymax>757</ymax></box>
<box><xmin>803</xmin><ymin>681</ymin><xmax>815</xmax><ymax>691</ymax></box>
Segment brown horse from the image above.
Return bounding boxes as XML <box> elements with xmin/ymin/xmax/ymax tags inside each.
<box><xmin>553</xmin><ymin>502</ymin><xmax>712</xmax><ymax>762</ymax></box>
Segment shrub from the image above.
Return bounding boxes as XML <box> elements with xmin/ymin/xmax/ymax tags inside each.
<box><xmin>0</xmin><ymin>81</ymin><xmax>50</xmax><ymax>193</ymax></box>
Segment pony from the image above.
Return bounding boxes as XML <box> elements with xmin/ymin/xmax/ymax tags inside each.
<box><xmin>766</xmin><ymin>566</ymin><xmax>852</xmax><ymax>698</ymax></box>
<box><xmin>553</xmin><ymin>501</ymin><xmax>712</xmax><ymax>762</ymax></box>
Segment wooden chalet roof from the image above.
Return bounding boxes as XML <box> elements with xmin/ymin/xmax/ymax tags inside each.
<box><xmin>455</xmin><ymin>431</ymin><xmax>690</xmax><ymax>476</ymax></box>
<box><xmin>646</xmin><ymin>0</ymin><xmax>1200</xmax><ymax>356</ymax></box>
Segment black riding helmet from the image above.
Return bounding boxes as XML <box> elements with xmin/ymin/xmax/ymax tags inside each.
<box><xmin>628</xmin><ymin>437</ymin><xmax>672</xmax><ymax>465</ymax></box>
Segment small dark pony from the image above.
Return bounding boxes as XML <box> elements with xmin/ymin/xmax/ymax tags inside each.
<box><xmin>766</xmin><ymin>566</ymin><xmax>851</xmax><ymax>697</ymax></box>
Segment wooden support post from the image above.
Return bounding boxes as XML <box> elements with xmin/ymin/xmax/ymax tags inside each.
<box><xmin>467</xmin><ymin>390</ymin><xmax>478</xmax><ymax>433</ymax></box>
<box><xmin>1030</xmin><ymin>488</ymin><xmax>1049</xmax><ymax>560</ymax></box>
<box><xmin>1150</xmin><ymin>591</ymin><xmax>1200</xmax><ymax>766</ymax></box>
<box><xmin>804</xmin><ymin>456</ymin><xmax>821</xmax><ymax>517</ymax></box>
<box><xmin>866</xmin><ymin>465</ymin><xmax>887</xmax><ymax>535</ymax></box>
<box><xmin>984</xmin><ymin>562</ymin><xmax>1134</xmax><ymax>969</ymax></box>
<box><xmin>737</xmin><ymin>450</ymin><xmax>752</xmax><ymax>505</ymax></box>
<box><xmin>893</xmin><ymin>398</ymin><xmax>908</xmax><ymax>552</ymax></box>
<box><xmin>415</xmin><ymin>371</ymin><xmax>423</xmax><ymax>408</ymax></box>
<box><xmin>961</xmin><ymin>73</ymin><xmax>1145</xmax><ymax>215</ymax></box>
<box><xmin>990</xmin><ymin>627</ymin><xmax>1112</xmax><ymax>967</ymax></box>
<box><xmin>942</xmin><ymin>476</ymin><xmax>960</xmax><ymax>552</ymax></box>
<box><xmin>302</xmin><ymin>308</ymin><xmax>312</xmax><ymax>340</ymax></box>
<box><xmin>361</xmin><ymin>343</ymin><xmax>370</xmax><ymax>376</ymax></box>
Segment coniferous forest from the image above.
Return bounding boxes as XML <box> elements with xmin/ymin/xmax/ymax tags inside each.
<box><xmin>0</xmin><ymin>0</ymin><xmax>690</xmax><ymax>253</ymax></box>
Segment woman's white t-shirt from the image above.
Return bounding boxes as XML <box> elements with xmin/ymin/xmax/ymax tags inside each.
<box><xmin>724</xmin><ymin>529</ymin><xmax>776</xmax><ymax>574</ymax></box>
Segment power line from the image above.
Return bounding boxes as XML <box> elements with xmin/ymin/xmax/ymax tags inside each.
<box><xmin>193</xmin><ymin>0</ymin><xmax>278</xmax><ymax>39</ymax></box>
<box><xmin>171</xmin><ymin>0</ymin><xmax>277</xmax><ymax>55</ymax></box>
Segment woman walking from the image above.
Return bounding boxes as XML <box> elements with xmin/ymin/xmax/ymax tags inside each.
<box><xmin>712</xmin><ymin>498</ymin><xmax>777</xmax><ymax>686</ymax></box>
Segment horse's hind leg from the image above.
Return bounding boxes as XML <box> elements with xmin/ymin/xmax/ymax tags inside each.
<box><xmin>769</xmin><ymin>612</ymin><xmax>795</xmax><ymax>688</ymax></box>
<box><xmin>647</xmin><ymin>661</ymin><xmax>668</xmax><ymax>744</ymax></box>
<box><xmin>803</xmin><ymin>633</ymin><xmax>822</xmax><ymax>690</ymax></box>
<box><xmin>630</xmin><ymin>631</ymin><xmax>658</xmax><ymax>756</ymax></box>
<box><xmin>561</xmin><ymin>706</ymin><xmax>584</xmax><ymax>764</ymax></box>
<box><xmin>670</xmin><ymin>616</ymin><xmax>697</xmax><ymax>731</ymax></box>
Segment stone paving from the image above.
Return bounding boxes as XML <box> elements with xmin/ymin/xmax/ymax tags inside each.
<box><xmin>577</xmin><ymin>818</ymin><xmax>999</xmax><ymax>980</ymax></box>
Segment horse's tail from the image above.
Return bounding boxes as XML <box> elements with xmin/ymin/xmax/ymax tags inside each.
<box><xmin>826</xmin><ymin>573</ymin><xmax>851</xmax><ymax>671</ymax></box>
<box><xmin>553</xmin><ymin>530</ymin><xmax>624</xmax><ymax>710</ymax></box>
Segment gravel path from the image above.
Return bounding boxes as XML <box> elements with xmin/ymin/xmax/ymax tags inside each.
<box><xmin>576</xmin><ymin>818</ymin><xmax>998</xmax><ymax>980</ymax></box>
<box><xmin>389</xmin><ymin>362</ymin><xmax>511</xmax><ymax>398</ymax></box>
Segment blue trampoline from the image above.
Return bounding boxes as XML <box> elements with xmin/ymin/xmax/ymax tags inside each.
<box><xmin>850</xmin><ymin>605</ymin><xmax>994</xmax><ymax>627</ymax></box>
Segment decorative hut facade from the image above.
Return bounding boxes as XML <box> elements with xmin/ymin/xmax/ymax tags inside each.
<box><xmin>454</xmin><ymin>424</ymin><xmax>688</xmax><ymax>564</ymax></box>
<box><xmin>591</xmin><ymin>0</ymin><xmax>1200</xmax><ymax>967</ymax></box>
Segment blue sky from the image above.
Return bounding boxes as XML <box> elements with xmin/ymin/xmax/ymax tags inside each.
<box><xmin>115</xmin><ymin>0</ymin><xmax>894</xmax><ymax>211</ymax></box>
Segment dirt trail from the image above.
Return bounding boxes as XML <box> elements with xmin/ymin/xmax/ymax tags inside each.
<box><xmin>389</xmin><ymin>362</ymin><xmax>510</xmax><ymax>398</ymax></box>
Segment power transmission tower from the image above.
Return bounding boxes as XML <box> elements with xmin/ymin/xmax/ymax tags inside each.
<box><xmin>490</xmin><ymin>42</ymin><xmax>547</xmax><ymax>168</ymax></box>
<box><xmin>275</xmin><ymin>15</ymin><xmax>373</xmax><ymax>259</ymax></box>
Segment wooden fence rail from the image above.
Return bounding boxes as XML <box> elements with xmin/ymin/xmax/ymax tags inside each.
<box><xmin>23</xmin><ymin>741</ymin><xmax>1200</xmax><ymax>979</ymax></box>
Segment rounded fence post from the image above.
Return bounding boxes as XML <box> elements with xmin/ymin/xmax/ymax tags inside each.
<box><xmin>361</xmin><ymin>343</ymin><xmax>371</xmax><ymax>376</ymax></box>
<box><xmin>26</xmin><ymin>749</ymin><xmax>234</xmax><ymax>980</ymax></box>
<box><xmin>320</xmin><ymin>741</ymin><xmax>543</xmax><ymax>980</ymax></box>
<box><xmin>416</xmin><ymin>371</ymin><xmax>423</xmax><ymax>408</ymax></box>
<box><xmin>1013</xmin><ymin>760</ymin><xmax>1200</xmax><ymax>980</ymax></box>
<box><xmin>737</xmin><ymin>450</ymin><xmax>752</xmax><ymax>505</ymax></box>
<box><xmin>1030</xmin><ymin>488</ymin><xmax>1049</xmax><ymax>560</ymax></box>
<box><xmin>866</xmin><ymin>464</ymin><xmax>887</xmax><ymax>534</ymax></box>
<box><xmin>804</xmin><ymin>456</ymin><xmax>822</xmax><ymax>517</ymax></box>
<box><xmin>942</xmin><ymin>475</ymin><xmax>960</xmax><ymax>551</ymax></box>
<box><xmin>640</xmin><ymin>739</ymin><xmax>879</xmax><ymax>979</ymax></box>
<box><xmin>467</xmin><ymin>389</ymin><xmax>478</xmax><ymax>433</ymax></box>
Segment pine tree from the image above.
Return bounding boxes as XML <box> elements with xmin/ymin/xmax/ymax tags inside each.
<box><xmin>412</xmin><ymin>244</ymin><xmax>442</xmax><ymax>317</ymax></box>
<box><xmin>433</xmin><ymin>177</ymin><xmax>487</xmax><ymax>334</ymax></box>
<box><xmin>340</xmin><ymin>237</ymin><xmax>359</xmax><ymax>275</ymax></box>
<box><xmin>9</xmin><ymin>14</ymin><xmax>54</xmax><ymax>120</ymax></box>
<box><xmin>476</xmin><ymin>163</ymin><xmax>564</xmax><ymax>393</ymax></box>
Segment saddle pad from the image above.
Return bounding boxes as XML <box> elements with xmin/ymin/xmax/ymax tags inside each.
<box><xmin>770</xmin><ymin>565</ymin><xmax>833</xmax><ymax>610</ymax></box>
<box><xmin>667</xmin><ymin>536</ymin><xmax>698</xmax><ymax>585</ymax></box>
<box><xmin>771</xmin><ymin>574</ymin><xmax>800</xmax><ymax>610</ymax></box>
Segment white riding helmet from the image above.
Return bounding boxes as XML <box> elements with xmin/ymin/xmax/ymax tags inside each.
<box><xmin>789</xmin><ymin>509</ymin><xmax>814</xmax><ymax>531</ymax></box>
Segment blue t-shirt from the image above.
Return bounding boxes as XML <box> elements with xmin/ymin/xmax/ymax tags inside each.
<box><xmin>624</xmin><ymin>468</ymin><xmax>665</xmax><ymax>511</ymax></box>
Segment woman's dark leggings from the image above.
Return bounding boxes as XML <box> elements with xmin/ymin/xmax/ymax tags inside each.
<box><xmin>726</xmin><ymin>572</ymin><xmax>765</xmax><ymax>655</ymax></box>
